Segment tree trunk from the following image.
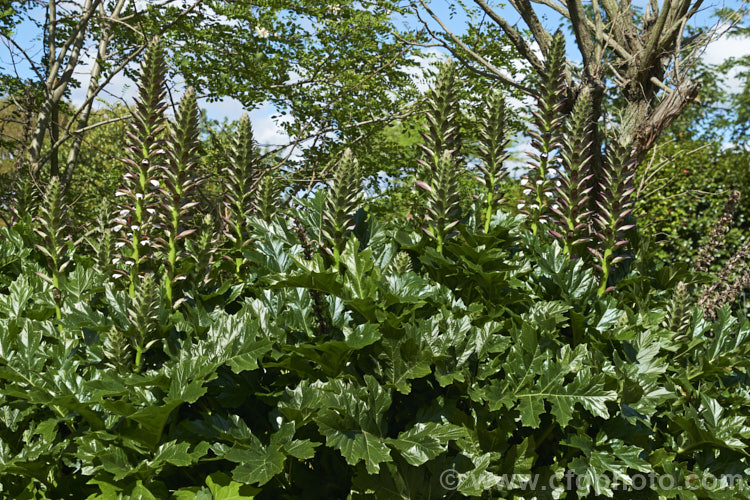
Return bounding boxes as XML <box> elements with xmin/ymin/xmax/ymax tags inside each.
<box><xmin>27</xmin><ymin>0</ymin><xmax>101</xmax><ymax>178</ymax></box>
<box><xmin>28</xmin><ymin>99</ymin><xmax>54</xmax><ymax>176</ymax></box>
<box><xmin>50</xmin><ymin>103</ymin><xmax>60</xmax><ymax>178</ymax></box>
<box><xmin>62</xmin><ymin>0</ymin><xmax>126</xmax><ymax>193</ymax></box>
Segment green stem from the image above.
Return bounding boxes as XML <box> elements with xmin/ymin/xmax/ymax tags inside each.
<box><xmin>52</xmin><ymin>272</ymin><xmax>62</xmax><ymax>317</ymax></box>
<box><xmin>134</xmin><ymin>345</ymin><xmax>143</xmax><ymax>372</ymax></box>
<box><xmin>597</xmin><ymin>250</ymin><xmax>611</xmax><ymax>296</ymax></box>
<box><xmin>484</xmin><ymin>197</ymin><xmax>493</xmax><ymax>234</ymax></box>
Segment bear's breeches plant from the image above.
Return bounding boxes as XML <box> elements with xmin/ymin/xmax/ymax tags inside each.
<box><xmin>1</xmin><ymin>38</ymin><xmax>750</xmax><ymax>499</ymax></box>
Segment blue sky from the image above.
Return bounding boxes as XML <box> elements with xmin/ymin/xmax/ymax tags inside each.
<box><xmin>3</xmin><ymin>0</ymin><xmax>749</xmax><ymax>146</ymax></box>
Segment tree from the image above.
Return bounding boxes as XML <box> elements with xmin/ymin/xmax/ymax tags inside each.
<box><xmin>414</xmin><ymin>0</ymin><xmax>747</xmax><ymax>174</ymax></box>
<box><xmin>1</xmin><ymin>0</ymin><xmax>436</xmax><ymax>197</ymax></box>
<box><xmin>0</xmin><ymin>0</ymin><xmax>201</xmax><ymax>186</ymax></box>
<box><xmin>133</xmin><ymin>0</ymin><xmax>431</xmax><ymax>183</ymax></box>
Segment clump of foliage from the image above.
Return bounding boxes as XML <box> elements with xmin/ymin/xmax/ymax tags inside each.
<box><xmin>636</xmin><ymin>139</ymin><xmax>750</xmax><ymax>272</ymax></box>
<box><xmin>1</xmin><ymin>40</ymin><xmax>750</xmax><ymax>500</ymax></box>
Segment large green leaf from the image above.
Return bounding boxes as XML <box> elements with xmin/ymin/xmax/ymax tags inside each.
<box><xmin>314</xmin><ymin>376</ymin><xmax>393</xmax><ymax>474</ymax></box>
<box><xmin>387</xmin><ymin>422</ymin><xmax>467</xmax><ymax>466</ymax></box>
<box><xmin>222</xmin><ymin>423</ymin><xmax>319</xmax><ymax>487</ymax></box>
<box><xmin>492</xmin><ymin>345</ymin><xmax>617</xmax><ymax>428</ymax></box>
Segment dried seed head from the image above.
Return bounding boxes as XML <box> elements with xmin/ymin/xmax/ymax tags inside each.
<box><xmin>694</xmin><ymin>190</ymin><xmax>741</xmax><ymax>273</ymax></box>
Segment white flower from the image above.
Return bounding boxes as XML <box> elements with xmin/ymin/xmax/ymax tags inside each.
<box><xmin>255</xmin><ymin>26</ymin><xmax>270</xmax><ymax>38</ymax></box>
<box><xmin>132</xmin><ymin>225</ymin><xmax>140</xmax><ymax>231</ymax></box>
<box><xmin>149</xmin><ymin>179</ymin><xmax>160</xmax><ymax>188</ymax></box>
<box><xmin>530</xmin><ymin>204</ymin><xmax>540</xmax><ymax>210</ymax></box>
<box><xmin>136</xmin><ymin>193</ymin><xmax>144</xmax><ymax>200</ymax></box>
<box><xmin>536</xmin><ymin>179</ymin><xmax>544</xmax><ymax>185</ymax></box>
<box><xmin>552</xmin><ymin>204</ymin><xmax>560</xmax><ymax>210</ymax></box>
<box><xmin>126</xmin><ymin>260</ymin><xmax>135</xmax><ymax>266</ymax></box>
<box><xmin>115</xmin><ymin>191</ymin><xmax>126</xmax><ymax>197</ymax></box>
<box><xmin>111</xmin><ymin>257</ymin><xmax>121</xmax><ymax>265</ymax></box>
<box><xmin>522</xmin><ymin>188</ymin><xmax>532</xmax><ymax>195</ymax></box>
<box><xmin>517</xmin><ymin>203</ymin><xmax>525</xmax><ymax>209</ymax></box>
<box><xmin>140</xmin><ymin>239</ymin><xmax>150</xmax><ymax>247</ymax></box>
<box><xmin>119</xmin><ymin>209</ymin><xmax>130</xmax><ymax>217</ymax></box>
<box><xmin>329</xmin><ymin>4</ymin><xmax>341</xmax><ymax>13</ymax></box>
<box><xmin>520</xmin><ymin>178</ymin><xmax>529</xmax><ymax>186</ymax></box>
<box><xmin>146</xmin><ymin>208</ymin><xmax>156</xmax><ymax>215</ymax></box>
<box><xmin>115</xmin><ymin>241</ymin><xmax>126</xmax><ymax>249</ymax></box>
<box><xmin>555</xmin><ymin>180</ymin><xmax>561</xmax><ymax>187</ymax></box>
<box><xmin>112</xmin><ymin>224</ymin><xmax>123</xmax><ymax>232</ymax></box>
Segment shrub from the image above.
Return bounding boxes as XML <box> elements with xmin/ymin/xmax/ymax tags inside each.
<box><xmin>1</xmin><ymin>39</ymin><xmax>750</xmax><ymax>500</ymax></box>
<box><xmin>636</xmin><ymin>138</ymin><xmax>750</xmax><ymax>271</ymax></box>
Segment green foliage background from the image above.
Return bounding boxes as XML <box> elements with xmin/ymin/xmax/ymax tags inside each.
<box><xmin>1</xmin><ymin>5</ymin><xmax>750</xmax><ymax>499</ymax></box>
<box><xmin>636</xmin><ymin>139</ymin><xmax>750</xmax><ymax>271</ymax></box>
<box><xmin>2</xmin><ymin>42</ymin><xmax>750</xmax><ymax>498</ymax></box>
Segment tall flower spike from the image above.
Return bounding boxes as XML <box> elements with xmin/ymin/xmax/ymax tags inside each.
<box><xmin>127</xmin><ymin>273</ymin><xmax>159</xmax><ymax>372</ymax></box>
<box><xmin>114</xmin><ymin>37</ymin><xmax>168</xmax><ymax>297</ymax></box>
<box><xmin>322</xmin><ymin>148</ymin><xmax>363</xmax><ymax>266</ymax></box>
<box><xmin>34</xmin><ymin>176</ymin><xmax>70</xmax><ymax>322</ymax></box>
<box><xmin>417</xmin><ymin>150</ymin><xmax>462</xmax><ymax>253</ymax></box>
<box><xmin>87</xmin><ymin>198</ymin><xmax>114</xmax><ymax>275</ymax></box>
<box><xmin>589</xmin><ymin>140</ymin><xmax>636</xmax><ymax>295</ymax></box>
<box><xmin>694</xmin><ymin>190</ymin><xmax>741</xmax><ymax>273</ymax></box>
<box><xmin>419</xmin><ymin>61</ymin><xmax>462</xmax><ymax>171</ymax></box>
<box><xmin>477</xmin><ymin>91</ymin><xmax>510</xmax><ymax>233</ymax></box>
<box><xmin>665</xmin><ymin>281</ymin><xmax>691</xmax><ymax>335</ymax></box>
<box><xmin>103</xmin><ymin>326</ymin><xmax>131</xmax><ymax>374</ymax></box>
<box><xmin>387</xmin><ymin>251</ymin><xmax>412</xmax><ymax>276</ymax></box>
<box><xmin>253</xmin><ymin>172</ymin><xmax>281</xmax><ymax>222</ymax></box>
<box><xmin>11</xmin><ymin>173</ymin><xmax>37</xmax><ymax>225</ymax></box>
<box><xmin>223</xmin><ymin>113</ymin><xmax>260</xmax><ymax>276</ymax></box>
<box><xmin>698</xmin><ymin>237</ymin><xmax>750</xmax><ymax>319</ymax></box>
<box><xmin>416</xmin><ymin>62</ymin><xmax>463</xmax><ymax>252</ymax></box>
<box><xmin>522</xmin><ymin>31</ymin><xmax>567</xmax><ymax>234</ymax></box>
<box><xmin>550</xmin><ymin>89</ymin><xmax>594</xmax><ymax>258</ymax></box>
<box><xmin>188</xmin><ymin>214</ymin><xmax>218</xmax><ymax>290</ymax></box>
<box><xmin>160</xmin><ymin>86</ymin><xmax>201</xmax><ymax>309</ymax></box>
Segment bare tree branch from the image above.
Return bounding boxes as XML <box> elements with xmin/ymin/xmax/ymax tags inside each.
<box><xmin>508</xmin><ymin>0</ymin><xmax>553</xmax><ymax>54</ymax></box>
<box><xmin>472</xmin><ymin>0</ymin><xmax>545</xmax><ymax>73</ymax></box>
<box><xmin>416</xmin><ymin>0</ymin><xmax>534</xmax><ymax>94</ymax></box>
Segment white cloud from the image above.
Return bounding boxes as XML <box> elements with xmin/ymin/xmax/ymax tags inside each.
<box><xmin>248</xmin><ymin>102</ymin><xmax>291</xmax><ymax>146</ymax></box>
<box><xmin>199</xmin><ymin>96</ymin><xmax>245</xmax><ymax>122</ymax></box>
<box><xmin>702</xmin><ymin>34</ymin><xmax>750</xmax><ymax>93</ymax></box>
